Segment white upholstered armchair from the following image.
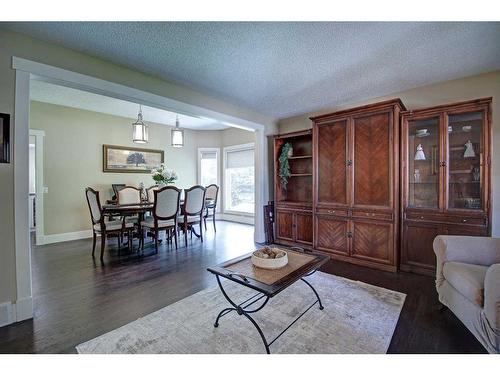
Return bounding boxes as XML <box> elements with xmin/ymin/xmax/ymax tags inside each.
<box><xmin>433</xmin><ymin>235</ymin><xmax>500</xmax><ymax>353</ymax></box>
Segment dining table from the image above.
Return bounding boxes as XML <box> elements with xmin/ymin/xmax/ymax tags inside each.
<box><xmin>102</xmin><ymin>198</ymin><xmax>215</xmax><ymax>248</ymax></box>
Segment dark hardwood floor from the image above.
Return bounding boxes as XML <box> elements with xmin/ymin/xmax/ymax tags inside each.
<box><xmin>0</xmin><ymin>221</ymin><xmax>485</xmax><ymax>353</ymax></box>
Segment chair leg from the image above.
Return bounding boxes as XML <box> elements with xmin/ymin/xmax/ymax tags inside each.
<box><xmin>184</xmin><ymin>223</ymin><xmax>188</xmax><ymax>247</ymax></box>
<box><xmin>92</xmin><ymin>231</ymin><xmax>97</xmax><ymax>257</ymax></box>
<box><xmin>117</xmin><ymin>234</ymin><xmax>121</xmax><ymax>255</ymax></box>
<box><xmin>154</xmin><ymin>229</ymin><xmax>159</xmax><ymax>254</ymax></box>
<box><xmin>200</xmin><ymin>220</ymin><xmax>203</xmax><ymax>243</ymax></box>
<box><xmin>213</xmin><ymin>214</ymin><xmax>216</xmax><ymax>233</ymax></box>
<box><xmin>174</xmin><ymin>226</ymin><xmax>178</xmax><ymax>250</ymax></box>
<box><xmin>204</xmin><ymin>217</ymin><xmax>207</xmax><ymax>231</ymax></box>
<box><xmin>141</xmin><ymin>227</ymin><xmax>145</xmax><ymax>251</ymax></box>
<box><xmin>128</xmin><ymin>229</ymin><xmax>132</xmax><ymax>251</ymax></box>
<box><xmin>100</xmin><ymin>233</ymin><xmax>106</xmax><ymax>261</ymax></box>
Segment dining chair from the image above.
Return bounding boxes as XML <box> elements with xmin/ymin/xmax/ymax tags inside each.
<box><xmin>177</xmin><ymin>185</ymin><xmax>206</xmax><ymax>246</ymax></box>
<box><xmin>117</xmin><ymin>186</ymin><xmax>142</xmax><ymax>205</ymax></box>
<box><xmin>140</xmin><ymin>186</ymin><xmax>181</xmax><ymax>252</ymax></box>
<box><xmin>111</xmin><ymin>183</ymin><xmax>126</xmax><ymax>201</ymax></box>
<box><xmin>204</xmin><ymin>184</ymin><xmax>219</xmax><ymax>232</ymax></box>
<box><xmin>146</xmin><ymin>185</ymin><xmax>160</xmax><ymax>203</ymax></box>
<box><xmin>85</xmin><ymin>187</ymin><xmax>134</xmax><ymax>261</ymax></box>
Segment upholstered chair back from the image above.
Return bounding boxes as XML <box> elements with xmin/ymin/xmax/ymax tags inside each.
<box><xmin>118</xmin><ymin>186</ymin><xmax>141</xmax><ymax>205</ymax></box>
<box><xmin>205</xmin><ymin>184</ymin><xmax>219</xmax><ymax>207</ymax></box>
<box><xmin>184</xmin><ymin>186</ymin><xmax>206</xmax><ymax>216</ymax></box>
<box><xmin>147</xmin><ymin>186</ymin><xmax>160</xmax><ymax>203</ymax></box>
<box><xmin>85</xmin><ymin>188</ymin><xmax>102</xmax><ymax>223</ymax></box>
<box><xmin>154</xmin><ymin>186</ymin><xmax>181</xmax><ymax>219</ymax></box>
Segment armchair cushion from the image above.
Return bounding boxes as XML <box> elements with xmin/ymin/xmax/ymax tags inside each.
<box><xmin>433</xmin><ymin>235</ymin><xmax>500</xmax><ymax>288</ymax></box>
<box><xmin>443</xmin><ymin>262</ymin><xmax>488</xmax><ymax>307</ymax></box>
<box><xmin>484</xmin><ymin>264</ymin><xmax>500</xmax><ymax>330</ymax></box>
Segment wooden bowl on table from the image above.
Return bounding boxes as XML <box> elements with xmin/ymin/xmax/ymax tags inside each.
<box><xmin>251</xmin><ymin>246</ymin><xmax>288</xmax><ymax>269</ymax></box>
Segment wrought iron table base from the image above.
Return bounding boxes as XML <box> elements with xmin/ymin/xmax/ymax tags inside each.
<box><xmin>213</xmin><ymin>271</ymin><xmax>323</xmax><ymax>354</ymax></box>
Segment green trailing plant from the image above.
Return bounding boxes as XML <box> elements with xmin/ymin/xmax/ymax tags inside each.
<box><xmin>279</xmin><ymin>142</ymin><xmax>292</xmax><ymax>190</ymax></box>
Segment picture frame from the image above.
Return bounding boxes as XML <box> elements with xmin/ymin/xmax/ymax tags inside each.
<box><xmin>0</xmin><ymin>113</ymin><xmax>10</xmax><ymax>163</ymax></box>
<box><xmin>103</xmin><ymin>144</ymin><xmax>164</xmax><ymax>173</ymax></box>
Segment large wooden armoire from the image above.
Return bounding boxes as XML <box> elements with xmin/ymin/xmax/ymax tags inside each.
<box><xmin>310</xmin><ymin>99</ymin><xmax>405</xmax><ymax>272</ymax></box>
<box><xmin>274</xmin><ymin>99</ymin><xmax>405</xmax><ymax>272</ymax></box>
<box><xmin>273</xmin><ymin>97</ymin><xmax>492</xmax><ymax>274</ymax></box>
<box><xmin>400</xmin><ymin>98</ymin><xmax>492</xmax><ymax>275</ymax></box>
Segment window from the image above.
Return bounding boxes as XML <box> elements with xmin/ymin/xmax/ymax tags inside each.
<box><xmin>224</xmin><ymin>143</ymin><xmax>255</xmax><ymax>215</ymax></box>
<box><xmin>198</xmin><ymin>148</ymin><xmax>220</xmax><ymax>187</ymax></box>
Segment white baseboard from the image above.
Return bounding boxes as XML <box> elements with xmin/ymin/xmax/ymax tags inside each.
<box><xmin>0</xmin><ymin>302</ymin><xmax>15</xmax><ymax>328</ymax></box>
<box><xmin>0</xmin><ymin>297</ymin><xmax>33</xmax><ymax>327</ymax></box>
<box><xmin>15</xmin><ymin>296</ymin><xmax>33</xmax><ymax>322</ymax></box>
<box><xmin>218</xmin><ymin>213</ymin><xmax>254</xmax><ymax>225</ymax></box>
<box><xmin>40</xmin><ymin>229</ymin><xmax>93</xmax><ymax>245</ymax></box>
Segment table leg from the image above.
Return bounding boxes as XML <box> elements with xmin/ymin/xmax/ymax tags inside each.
<box><xmin>212</xmin><ymin>270</ymin><xmax>324</xmax><ymax>354</ymax></box>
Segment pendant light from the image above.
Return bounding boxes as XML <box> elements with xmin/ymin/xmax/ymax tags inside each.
<box><xmin>132</xmin><ymin>105</ymin><xmax>148</xmax><ymax>144</ymax></box>
<box><xmin>171</xmin><ymin>114</ymin><xmax>184</xmax><ymax>148</ymax></box>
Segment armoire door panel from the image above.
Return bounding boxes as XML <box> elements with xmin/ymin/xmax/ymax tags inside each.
<box><xmin>317</xmin><ymin>120</ymin><xmax>348</xmax><ymax>206</ymax></box>
<box><xmin>275</xmin><ymin>210</ymin><xmax>294</xmax><ymax>241</ymax></box>
<box><xmin>353</xmin><ymin>112</ymin><xmax>391</xmax><ymax>208</ymax></box>
<box><xmin>314</xmin><ymin>216</ymin><xmax>349</xmax><ymax>255</ymax></box>
<box><xmin>402</xmin><ymin>222</ymin><xmax>439</xmax><ymax>270</ymax></box>
<box><xmin>351</xmin><ymin>220</ymin><xmax>393</xmax><ymax>264</ymax></box>
<box><xmin>295</xmin><ymin>212</ymin><xmax>313</xmax><ymax>245</ymax></box>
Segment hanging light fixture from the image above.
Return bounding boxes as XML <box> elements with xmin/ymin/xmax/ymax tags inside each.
<box><xmin>132</xmin><ymin>105</ymin><xmax>148</xmax><ymax>144</ymax></box>
<box><xmin>171</xmin><ymin>114</ymin><xmax>184</xmax><ymax>148</ymax></box>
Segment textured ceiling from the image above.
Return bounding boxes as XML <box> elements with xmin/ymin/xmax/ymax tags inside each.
<box><xmin>4</xmin><ymin>22</ymin><xmax>500</xmax><ymax>119</ymax></box>
<box><xmin>30</xmin><ymin>80</ymin><xmax>230</xmax><ymax>130</ymax></box>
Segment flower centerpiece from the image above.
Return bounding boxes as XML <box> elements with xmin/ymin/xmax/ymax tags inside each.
<box><xmin>151</xmin><ymin>163</ymin><xmax>178</xmax><ymax>186</ymax></box>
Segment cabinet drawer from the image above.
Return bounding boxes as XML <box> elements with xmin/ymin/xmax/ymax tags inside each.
<box><xmin>405</xmin><ymin>212</ymin><xmax>486</xmax><ymax>226</ymax></box>
<box><xmin>445</xmin><ymin>216</ymin><xmax>486</xmax><ymax>226</ymax></box>
<box><xmin>351</xmin><ymin>211</ymin><xmax>393</xmax><ymax>221</ymax></box>
<box><xmin>405</xmin><ymin>212</ymin><xmax>441</xmax><ymax>222</ymax></box>
<box><xmin>315</xmin><ymin>208</ymin><xmax>348</xmax><ymax>217</ymax></box>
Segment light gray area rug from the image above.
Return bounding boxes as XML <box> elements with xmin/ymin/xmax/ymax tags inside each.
<box><xmin>76</xmin><ymin>272</ymin><xmax>405</xmax><ymax>354</ymax></box>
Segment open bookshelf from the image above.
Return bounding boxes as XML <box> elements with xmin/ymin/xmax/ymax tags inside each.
<box><xmin>274</xmin><ymin>130</ymin><xmax>312</xmax><ymax>206</ymax></box>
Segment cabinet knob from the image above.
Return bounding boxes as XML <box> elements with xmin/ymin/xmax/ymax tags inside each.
<box><xmin>346</xmin><ymin>160</ymin><xmax>353</xmax><ymax>166</ymax></box>
<box><xmin>346</xmin><ymin>231</ymin><xmax>353</xmax><ymax>238</ymax></box>
<box><xmin>462</xmin><ymin>219</ymin><xmax>467</xmax><ymax>223</ymax></box>
<box><xmin>420</xmin><ymin>216</ymin><xmax>424</xmax><ymax>219</ymax></box>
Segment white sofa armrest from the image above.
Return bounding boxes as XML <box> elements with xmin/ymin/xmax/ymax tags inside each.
<box><xmin>484</xmin><ymin>264</ymin><xmax>500</xmax><ymax>331</ymax></box>
<box><xmin>433</xmin><ymin>235</ymin><xmax>500</xmax><ymax>288</ymax></box>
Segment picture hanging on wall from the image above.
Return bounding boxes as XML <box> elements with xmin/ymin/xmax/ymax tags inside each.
<box><xmin>103</xmin><ymin>144</ymin><xmax>164</xmax><ymax>173</ymax></box>
<box><xmin>0</xmin><ymin>113</ymin><xmax>10</xmax><ymax>163</ymax></box>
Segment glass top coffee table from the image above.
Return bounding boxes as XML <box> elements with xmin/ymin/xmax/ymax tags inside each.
<box><xmin>207</xmin><ymin>247</ymin><xmax>329</xmax><ymax>354</ymax></box>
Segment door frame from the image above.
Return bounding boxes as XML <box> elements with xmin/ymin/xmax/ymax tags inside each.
<box><xmin>29</xmin><ymin>129</ymin><xmax>45</xmax><ymax>246</ymax></box>
<box><xmin>12</xmin><ymin>57</ymin><xmax>271</xmax><ymax>322</ymax></box>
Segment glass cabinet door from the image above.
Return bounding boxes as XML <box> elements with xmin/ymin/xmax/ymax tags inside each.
<box><xmin>447</xmin><ymin>111</ymin><xmax>484</xmax><ymax>210</ymax></box>
<box><xmin>407</xmin><ymin>117</ymin><xmax>440</xmax><ymax>209</ymax></box>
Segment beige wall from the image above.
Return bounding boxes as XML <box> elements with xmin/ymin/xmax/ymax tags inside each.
<box><xmin>0</xmin><ymin>29</ymin><xmax>273</xmax><ymax>305</ymax></box>
<box><xmin>278</xmin><ymin>71</ymin><xmax>500</xmax><ymax>236</ymax></box>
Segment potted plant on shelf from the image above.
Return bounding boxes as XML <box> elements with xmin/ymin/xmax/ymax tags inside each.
<box><xmin>151</xmin><ymin>163</ymin><xmax>178</xmax><ymax>186</ymax></box>
<box><xmin>279</xmin><ymin>142</ymin><xmax>293</xmax><ymax>190</ymax></box>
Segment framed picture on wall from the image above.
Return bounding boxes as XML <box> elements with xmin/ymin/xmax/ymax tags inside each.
<box><xmin>103</xmin><ymin>144</ymin><xmax>164</xmax><ymax>173</ymax></box>
<box><xmin>0</xmin><ymin>113</ymin><xmax>10</xmax><ymax>163</ymax></box>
